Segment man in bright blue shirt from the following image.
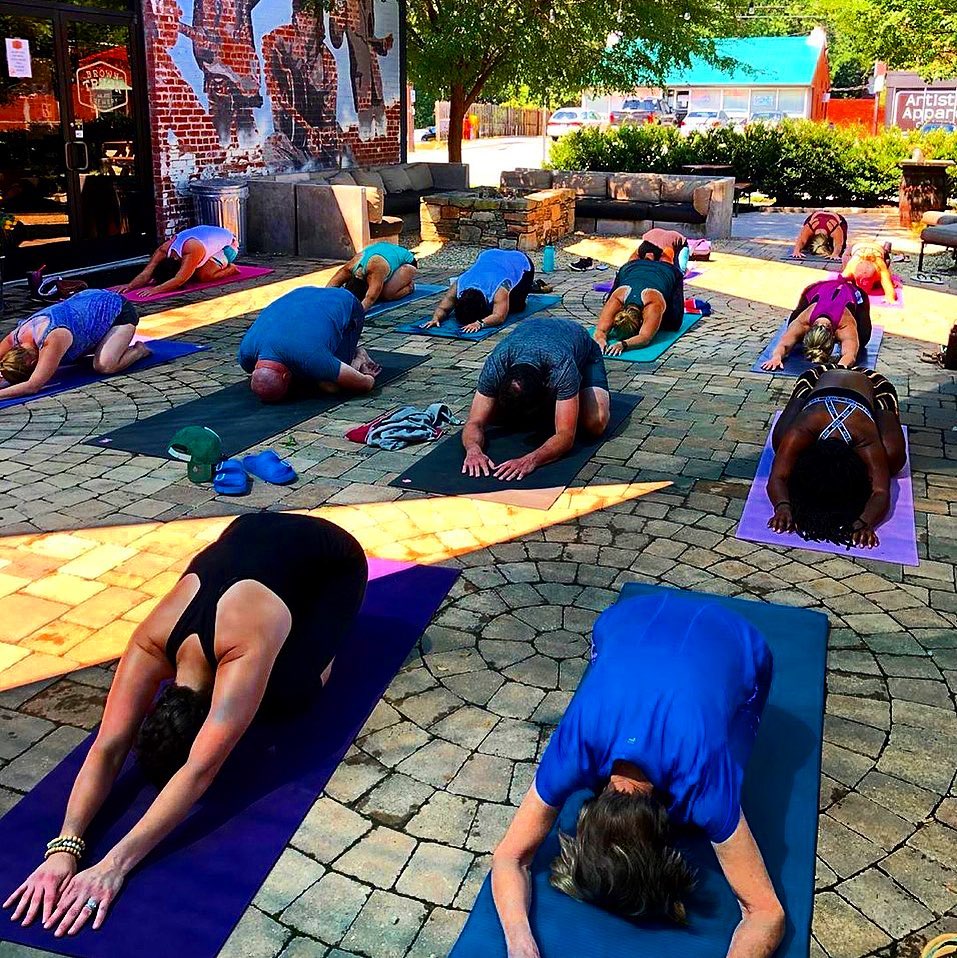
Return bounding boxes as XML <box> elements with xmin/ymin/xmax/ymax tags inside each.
<box><xmin>491</xmin><ymin>591</ymin><xmax>785</xmax><ymax>958</ymax></box>
<box><xmin>238</xmin><ymin>287</ymin><xmax>381</xmax><ymax>402</ymax></box>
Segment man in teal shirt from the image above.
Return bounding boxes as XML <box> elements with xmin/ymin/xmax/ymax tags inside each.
<box><xmin>327</xmin><ymin>241</ymin><xmax>417</xmax><ymax>310</ymax></box>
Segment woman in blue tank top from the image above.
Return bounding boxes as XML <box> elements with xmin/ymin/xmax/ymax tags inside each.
<box><xmin>0</xmin><ymin>290</ymin><xmax>146</xmax><ymax>400</ymax></box>
<box><xmin>120</xmin><ymin>225</ymin><xmax>240</xmax><ymax>299</ymax></box>
<box><xmin>326</xmin><ymin>241</ymin><xmax>418</xmax><ymax>310</ymax></box>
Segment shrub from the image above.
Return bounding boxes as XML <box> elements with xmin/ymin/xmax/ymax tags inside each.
<box><xmin>548</xmin><ymin>120</ymin><xmax>957</xmax><ymax>206</ymax></box>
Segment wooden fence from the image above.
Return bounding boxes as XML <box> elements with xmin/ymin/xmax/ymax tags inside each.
<box><xmin>433</xmin><ymin>102</ymin><xmax>546</xmax><ymax>138</ymax></box>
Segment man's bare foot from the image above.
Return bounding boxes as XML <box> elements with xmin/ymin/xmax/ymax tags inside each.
<box><xmin>350</xmin><ymin>346</ymin><xmax>372</xmax><ymax>371</ymax></box>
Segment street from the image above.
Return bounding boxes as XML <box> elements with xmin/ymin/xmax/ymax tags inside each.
<box><xmin>410</xmin><ymin>135</ymin><xmax>553</xmax><ymax>186</ymax></box>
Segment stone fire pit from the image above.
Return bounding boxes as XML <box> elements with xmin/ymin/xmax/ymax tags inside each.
<box><xmin>420</xmin><ymin>186</ymin><xmax>576</xmax><ymax>250</ymax></box>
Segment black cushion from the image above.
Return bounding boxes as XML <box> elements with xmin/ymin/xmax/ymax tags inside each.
<box><xmin>650</xmin><ymin>203</ymin><xmax>707</xmax><ymax>225</ymax></box>
<box><xmin>575</xmin><ymin>198</ymin><xmax>651</xmax><ymax>219</ymax></box>
<box><xmin>383</xmin><ymin>188</ymin><xmax>445</xmax><ymax>215</ymax></box>
<box><xmin>922</xmin><ymin>225</ymin><xmax>957</xmax><ymax>247</ymax></box>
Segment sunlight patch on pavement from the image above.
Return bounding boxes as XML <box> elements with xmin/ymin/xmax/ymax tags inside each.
<box><xmin>0</xmin><ymin>482</ymin><xmax>669</xmax><ymax>691</ymax></box>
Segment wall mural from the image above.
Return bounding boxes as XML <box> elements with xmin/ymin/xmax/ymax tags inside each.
<box><xmin>162</xmin><ymin>0</ymin><xmax>400</xmax><ymax>168</ymax></box>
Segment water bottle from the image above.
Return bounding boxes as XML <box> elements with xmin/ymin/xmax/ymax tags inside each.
<box><xmin>542</xmin><ymin>243</ymin><xmax>555</xmax><ymax>273</ymax></box>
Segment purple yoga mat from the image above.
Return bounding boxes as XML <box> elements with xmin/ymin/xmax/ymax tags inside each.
<box><xmin>592</xmin><ymin>267</ymin><xmax>702</xmax><ymax>293</ymax></box>
<box><xmin>0</xmin><ymin>559</ymin><xmax>459</xmax><ymax>958</ymax></box>
<box><xmin>0</xmin><ymin>339</ymin><xmax>206</xmax><ymax>411</ymax></box>
<box><xmin>110</xmin><ymin>265</ymin><xmax>275</xmax><ymax>303</ymax></box>
<box><xmin>735</xmin><ymin>415</ymin><xmax>918</xmax><ymax>566</ymax></box>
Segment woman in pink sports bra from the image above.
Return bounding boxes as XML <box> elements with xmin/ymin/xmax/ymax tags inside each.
<box><xmin>761</xmin><ymin>275</ymin><xmax>871</xmax><ymax>371</ymax></box>
<box><xmin>791</xmin><ymin>210</ymin><xmax>848</xmax><ymax>259</ymax></box>
<box><xmin>120</xmin><ymin>226</ymin><xmax>240</xmax><ymax>299</ymax></box>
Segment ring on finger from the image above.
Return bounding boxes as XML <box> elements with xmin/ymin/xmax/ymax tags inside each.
<box><xmin>83</xmin><ymin>898</ymin><xmax>99</xmax><ymax>913</ymax></box>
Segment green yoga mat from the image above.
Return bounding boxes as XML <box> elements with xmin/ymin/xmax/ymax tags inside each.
<box><xmin>587</xmin><ymin>312</ymin><xmax>702</xmax><ymax>362</ymax></box>
<box><xmin>86</xmin><ymin>350</ymin><xmax>428</xmax><ymax>460</ymax></box>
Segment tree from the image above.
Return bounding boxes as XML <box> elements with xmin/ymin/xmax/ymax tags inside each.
<box><xmin>405</xmin><ymin>0</ymin><xmax>739</xmax><ymax>162</ymax></box>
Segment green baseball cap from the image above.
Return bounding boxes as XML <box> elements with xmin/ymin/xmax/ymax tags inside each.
<box><xmin>168</xmin><ymin>426</ymin><xmax>223</xmax><ymax>483</ymax></box>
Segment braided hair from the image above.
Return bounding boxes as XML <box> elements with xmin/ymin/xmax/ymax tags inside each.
<box><xmin>788</xmin><ymin>440</ymin><xmax>870</xmax><ymax>547</ymax></box>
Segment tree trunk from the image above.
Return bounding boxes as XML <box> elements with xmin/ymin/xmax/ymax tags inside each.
<box><xmin>448</xmin><ymin>82</ymin><xmax>466</xmax><ymax>164</ymax></box>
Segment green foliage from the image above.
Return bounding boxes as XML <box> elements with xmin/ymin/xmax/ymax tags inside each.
<box><xmin>549</xmin><ymin>120</ymin><xmax>957</xmax><ymax>205</ymax></box>
<box><xmin>413</xmin><ymin>91</ymin><xmax>436</xmax><ymax>128</ymax></box>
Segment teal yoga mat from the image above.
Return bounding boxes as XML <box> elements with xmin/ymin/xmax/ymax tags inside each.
<box><xmin>395</xmin><ymin>293</ymin><xmax>561</xmax><ymax>340</ymax></box>
<box><xmin>587</xmin><ymin>312</ymin><xmax>702</xmax><ymax>362</ymax></box>
<box><xmin>450</xmin><ymin>583</ymin><xmax>829</xmax><ymax>958</ymax></box>
<box><xmin>365</xmin><ymin>283</ymin><xmax>446</xmax><ymax>317</ymax></box>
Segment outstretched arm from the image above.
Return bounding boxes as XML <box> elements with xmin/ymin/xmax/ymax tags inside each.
<box><xmin>714</xmin><ymin>814</ymin><xmax>785</xmax><ymax>958</ymax></box>
<box><xmin>462</xmin><ymin>391</ymin><xmax>496</xmax><ymax>477</ymax></box>
<box><xmin>791</xmin><ymin>224</ymin><xmax>813</xmax><ymax>257</ymax></box>
<box><xmin>851</xmin><ymin>441</ymin><xmax>891</xmax><ymax>548</ymax></box>
<box><xmin>327</xmin><ymin>260</ymin><xmax>357</xmax><ymax>288</ymax></box>
<box><xmin>767</xmin><ymin>426</ymin><xmax>813</xmax><ymax>534</ymax></box>
<box><xmin>491</xmin><ymin>785</ymin><xmax>558</xmax><ymax>958</ymax></box>
<box><xmin>119</xmin><ymin>244</ymin><xmax>170</xmax><ymax>293</ymax></box>
<box><xmin>761</xmin><ymin>319</ymin><xmax>804</xmax><ymax>371</ymax></box>
<box><xmin>876</xmin><ymin>260</ymin><xmax>897</xmax><ymax>302</ymax></box>
<box><xmin>460</xmin><ymin>287</ymin><xmax>509</xmax><ymax>333</ymax></box>
<box><xmin>424</xmin><ymin>282</ymin><xmax>457</xmax><ymax>328</ymax></box>
<box><xmin>45</xmin><ymin>649</ymin><xmax>272</xmax><ymax>936</ymax></box>
<box><xmin>594</xmin><ymin>288</ymin><xmax>627</xmax><ymax>352</ymax></box>
<box><xmin>834</xmin><ymin>316</ymin><xmax>860</xmax><ymax>368</ymax></box>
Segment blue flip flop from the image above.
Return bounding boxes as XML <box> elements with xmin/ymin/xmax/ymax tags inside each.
<box><xmin>213</xmin><ymin>459</ymin><xmax>251</xmax><ymax>496</ymax></box>
<box><xmin>242</xmin><ymin>449</ymin><xmax>297</xmax><ymax>485</ymax></box>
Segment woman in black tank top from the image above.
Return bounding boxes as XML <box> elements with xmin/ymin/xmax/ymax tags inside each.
<box><xmin>4</xmin><ymin>514</ymin><xmax>366</xmax><ymax>935</ymax></box>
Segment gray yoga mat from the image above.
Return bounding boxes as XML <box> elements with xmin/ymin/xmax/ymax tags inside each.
<box><xmin>389</xmin><ymin>392</ymin><xmax>642</xmax><ymax>495</ymax></box>
<box><xmin>87</xmin><ymin>350</ymin><xmax>428</xmax><ymax>459</ymax></box>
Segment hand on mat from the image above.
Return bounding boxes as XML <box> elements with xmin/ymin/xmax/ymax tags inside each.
<box><xmin>423</xmin><ymin>316</ymin><xmax>441</xmax><ymax>329</ymax></box>
<box><xmin>761</xmin><ymin>356</ymin><xmax>785</xmax><ymax>371</ymax></box>
<box><xmin>3</xmin><ymin>853</ymin><xmax>76</xmax><ymax>927</ymax></box>
<box><xmin>603</xmin><ymin>340</ymin><xmax>625</xmax><ymax>357</ymax></box>
<box><xmin>460</xmin><ymin>321</ymin><xmax>483</xmax><ymax>334</ymax></box>
<box><xmin>790</xmin><ymin>251</ymin><xmax>806</xmax><ymax>259</ymax></box>
<box><xmin>463</xmin><ymin>447</ymin><xmax>496</xmax><ymax>477</ymax></box>
<box><xmin>768</xmin><ymin>504</ymin><xmax>795</xmax><ymax>534</ymax></box>
<box><xmin>46</xmin><ymin>861</ymin><xmax>125</xmax><ymax>936</ymax></box>
<box><xmin>852</xmin><ymin>522</ymin><xmax>879</xmax><ymax>549</ymax></box>
<box><xmin>494</xmin><ymin>454</ymin><xmax>538</xmax><ymax>481</ymax></box>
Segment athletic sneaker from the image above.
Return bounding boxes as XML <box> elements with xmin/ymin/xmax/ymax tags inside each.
<box><xmin>568</xmin><ymin>257</ymin><xmax>593</xmax><ymax>272</ymax></box>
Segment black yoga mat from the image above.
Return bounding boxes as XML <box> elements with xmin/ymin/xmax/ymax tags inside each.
<box><xmin>0</xmin><ymin>560</ymin><xmax>459</xmax><ymax>958</ymax></box>
<box><xmin>86</xmin><ymin>350</ymin><xmax>428</xmax><ymax>459</ymax></box>
<box><xmin>389</xmin><ymin>392</ymin><xmax>641</xmax><ymax>495</ymax></box>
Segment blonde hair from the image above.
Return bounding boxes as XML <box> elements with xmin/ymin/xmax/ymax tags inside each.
<box><xmin>0</xmin><ymin>346</ymin><xmax>38</xmax><ymax>384</ymax></box>
<box><xmin>803</xmin><ymin>324</ymin><xmax>835</xmax><ymax>364</ymax></box>
<box><xmin>613</xmin><ymin>304</ymin><xmax>644</xmax><ymax>341</ymax></box>
<box><xmin>809</xmin><ymin>233</ymin><xmax>832</xmax><ymax>256</ymax></box>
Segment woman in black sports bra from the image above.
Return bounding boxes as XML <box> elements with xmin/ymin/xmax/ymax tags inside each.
<box><xmin>4</xmin><ymin>513</ymin><xmax>367</xmax><ymax>937</ymax></box>
<box><xmin>767</xmin><ymin>365</ymin><xmax>905</xmax><ymax>548</ymax></box>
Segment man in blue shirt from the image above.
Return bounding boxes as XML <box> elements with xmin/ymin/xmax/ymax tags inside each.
<box><xmin>491</xmin><ymin>591</ymin><xmax>785</xmax><ymax>958</ymax></box>
<box><xmin>238</xmin><ymin>287</ymin><xmax>381</xmax><ymax>402</ymax></box>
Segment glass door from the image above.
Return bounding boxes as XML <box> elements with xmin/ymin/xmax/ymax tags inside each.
<box><xmin>0</xmin><ymin>2</ymin><xmax>153</xmax><ymax>274</ymax></box>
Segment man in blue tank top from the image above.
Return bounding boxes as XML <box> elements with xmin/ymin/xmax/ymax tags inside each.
<box><xmin>425</xmin><ymin>249</ymin><xmax>534</xmax><ymax>333</ymax></box>
<box><xmin>238</xmin><ymin>287</ymin><xmax>380</xmax><ymax>402</ymax></box>
<box><xmin>491</xmin><ymin>591</ymin><xmax>785</xmax><ymax>957</ymax></box>
<box><xmin>327</xmin><ymin>241</ymin><xmax>418</xmax><ymax>310</ymax></box>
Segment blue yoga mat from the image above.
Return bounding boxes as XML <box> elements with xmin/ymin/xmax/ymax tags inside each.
<box><xmin>586</xmin><ymin>312</ymin><xmax>702</xmax><ymax>362</ymax></box>
<box><xmin>751</xmin><ymin>321</ymin><xmax>884</xmax><ymax>376</ymax></box>
<box><xmin>395</xmin><ymin>293</ymin><xmax>561</xmax><ymax>340</ymax></box>
<box><xmin>451</xmin><ymin>583</ymin><xmax>828</xmax><ymax>958</ymax></box>
<box><xmin>0</xmin><ymin>560</ymin><xmax>458</xmax><ymax>958</ymax></box>
<box><xmin>365</xmin><ymin>283</ymin><xmax>445</xmax><ymax>317</ymax></box>
<box><xmin>0</xmin><ymin>339</ymin><xmax>207</xmax><ymax>410</ymax></box>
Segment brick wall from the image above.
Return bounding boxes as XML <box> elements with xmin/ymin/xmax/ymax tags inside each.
<box><xmin>141</xmin><ymin>0</ymin><xmax>402</xmax><ymax>238</ymax></box>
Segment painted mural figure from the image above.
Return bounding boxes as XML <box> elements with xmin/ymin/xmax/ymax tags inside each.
<box><xmin>180</xmin><ymin>0</ymin><xmax>265</xmax><ymax>148</ymax></box>
<box><xmin>262</xmin><ymin>0</ymin><xmax>341</xmax><ymax>167</ymax></box>
<box><xmin>329</xmin><ymin>0</ymin><xmax>393</xmax><ymax>139</ymax></box>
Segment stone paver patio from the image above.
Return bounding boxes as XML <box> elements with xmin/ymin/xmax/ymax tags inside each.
<box><xmin>0</xmin><ymin>209</ymin><xmax>955</xmax><ymax>958</ymax></box>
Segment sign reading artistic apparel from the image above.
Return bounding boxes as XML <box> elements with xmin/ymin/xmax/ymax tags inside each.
<box><xmin>893</xmin><ymin>88</ymin><xmax>957</xmax><ymax>129</ymax></box>
<box><xmin>76</xmin><ymin>59</ymin><xmax>129</xmax><ymax>115</ymax></box>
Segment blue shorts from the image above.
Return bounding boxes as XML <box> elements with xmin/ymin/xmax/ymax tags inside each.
<box><xmin>580</xmin><ymin>341</ymin><xmax>608</xmax><ymax>393</ymax></box>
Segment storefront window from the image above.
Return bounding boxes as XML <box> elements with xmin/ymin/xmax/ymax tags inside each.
<box><xmin>750</xmin><ymin>90</ymin><xmax>778</xmax><ymax>112</ymax></box>
<box><xmin>689</xmin><ymin>90</ymin><xmax>721</xmax><ymax>111</ymax></box>
<box><xmin>777</xmin><ymin>89</ymin><xmax>807</xmax><ymax>116</ymax></box>
<box><xmin>722</xmin><ymin>89</ymin><xmax>749</xmax><ymax>113</ymax></box>
<box><xmin>57</xmin><ymin>0</ymin><xmax>135</xmax><ymax>10</ymax></box>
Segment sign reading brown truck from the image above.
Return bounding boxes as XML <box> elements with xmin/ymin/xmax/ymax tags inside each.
<box><xmin>892</xmin><ymin>88</ymin><xmax>957</xmax><ymax>129</ymax></box>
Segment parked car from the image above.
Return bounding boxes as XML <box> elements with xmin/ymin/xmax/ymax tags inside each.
<box><xmin>921</xmin><ymin>122</ymin><xmax>956</xmax><ymax>133</ymax></box>
<box><xmin>749</xmin><ymin>111</ymin><xmax>786</xmax><ymax>127</ymax></box>
<box><xmin>610</xmin><ymin>97</ymin><xmax>676</xmax><ymax>126</ymax></box>
<box><xmin>726</xmin><ymin>112</ymin><xmax>749</xmax><ymax>132</ymax></box>
<box><xmin>546</xmin><ymin>108</ymin><xmax>604</xmax><ymax>140</ymax></box>
<box><xmin>680</xmin><ymin>110</ymin><xmax>731</xmax><ymax>134</ymax></box>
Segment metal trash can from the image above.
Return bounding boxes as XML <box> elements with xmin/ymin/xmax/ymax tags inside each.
<box><xmin>189</xmin><ymin>177</ymin><xmax>249</xmax><ymax>253</ymax></box>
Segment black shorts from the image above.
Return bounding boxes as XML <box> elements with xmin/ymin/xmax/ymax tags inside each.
<box><xmin>507</xmin><ymin>254</ymin><xmax>535</xmax><ymax>314</ymax></box>
<box><xmin>113</xmin><ymin>299</ymin><xmax>140</xmax><ymax>328</ymax></box>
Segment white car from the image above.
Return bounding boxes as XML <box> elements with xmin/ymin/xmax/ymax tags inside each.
<box><xmin>680</xmin><ymin>110</ymin><xmax>731</xmax><ymax>135</ymax></box>
<box><xmin>546</xmin><ymin>108</ymin><xmax>604</xmax><ymax>140</ymax></box>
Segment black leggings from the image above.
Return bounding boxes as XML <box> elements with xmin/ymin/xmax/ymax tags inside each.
<box><xmin>507</xmin><ymin>255</ymin><xmax>535</xmax><ymax>314</ymax></box>
<box><xmin>794</xmin><ymin>364</ymin><xmax>899</xmax><ymax>414</ymax></box>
